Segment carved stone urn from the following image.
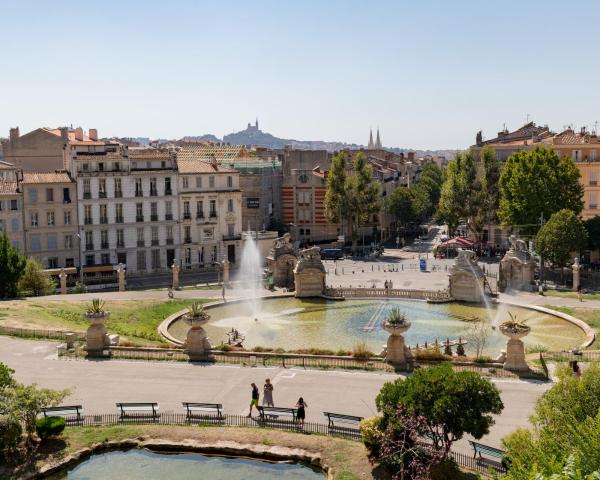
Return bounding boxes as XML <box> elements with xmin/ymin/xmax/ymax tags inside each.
<box><xmin>85</xmin><ymin>309</ymin><xmax>110</xmax><ymax>356</ymax></box>
<box><xmin>184</xmin><ymin>304</ymin><xmax>212</xmax><ymax>361</ymax></box>
<box><xmin>499</xmin><ymin>322</ymin><xmax>531</xmax><ymax>371</ymax></box>
<box><xmin>382</xmin><ymin>320</ymin><xmax>412</xmax><ymax>368</ymax></box>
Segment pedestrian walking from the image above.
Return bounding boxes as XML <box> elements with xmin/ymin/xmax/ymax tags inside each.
<box><xmin>263</xmin><ymin>379</ymin><xmax>274</xmax><ymax>407</ymax></box>
<box><xmin>296</xmin><ymin>397</ymin><xmax>307</xmax><ymax>427</ymax></box>
<box><xmin>222</xmin><ymin>284</ymin><xmax>226</xmax><ymax>302</ymax></box>
<box><xmin>247</xmin><ymin>383</ymin><xmax>259</xmax><ymax>417</ymax></box>
<box><xmin>577</xmin><ymin>283</ymin><xmax>583</xmax><ymax>302</ymax></box>
<box><xmin>571</xmin><ymin>360</ymin><xmax>582</xmax><ymax>379</ymax></box>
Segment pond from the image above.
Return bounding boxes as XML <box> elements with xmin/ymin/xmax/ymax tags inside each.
<box><xmin>167</xmin><ymin>297</ymin><xmax>585</xmax><ymax>355</ymax></box>
<box><xmin>50</xmin><ymin>449</ymin><xmax>324</xmax><ymax>479</ymax></box>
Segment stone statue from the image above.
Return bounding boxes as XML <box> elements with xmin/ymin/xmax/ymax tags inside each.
<box><xmin>294</xmin><ymin>246</ymin><xmax>326</xmax><ymax>298</ymax></box>
<box><xmin>499</xmin><ymin>235</ymin><xmax>535</xmax><ymax>292</ymax></box>
<box><xmin>448</xmin><ymin>248</ymin><xmax>485</xmax><ymax>303</ymax></box>
<box><xmin>266</xmin><ymin>233</ymin><xmax>297</xmax><ymax>289</ymax></box>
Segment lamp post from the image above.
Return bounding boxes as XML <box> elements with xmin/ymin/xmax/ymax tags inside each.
<box><xmin>75</xmin><ymin>231</ymin><xmax>83</xmax><ymax>284</ymax></box>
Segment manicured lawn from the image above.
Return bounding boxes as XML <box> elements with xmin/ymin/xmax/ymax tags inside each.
<box><xmin>0</xmin><ymin>299</ymin><xmax>205</xmax><ymax>345</ymax></box>
<box><xmin>544</xmin><ymin>304</ymin><xmax>600</xmax><ymax>331</ymax></box>
<box><xmin>545</xmin><ymin>290</ymin><xmax>600</xmax><ymax>301</ymax></box>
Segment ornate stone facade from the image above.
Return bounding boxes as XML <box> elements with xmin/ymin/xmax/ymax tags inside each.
<box><xmin>293</xmin><ymin>246</ymin><xmax>325</xmax><ymax>298</ymax></box>
<box><xmin>499</xmin><ymin>235</ymin><xmax>535</xmax><ymax>292</ymax></box>
<box><xmin>266</xmin><ymin>233</ymin><xmax>297</xmax><ymax>289</ymax></box>
<box><xmin>448</xmin><ymin>249</ymin><xmax>485</xmax><ymax>303</ymax></box>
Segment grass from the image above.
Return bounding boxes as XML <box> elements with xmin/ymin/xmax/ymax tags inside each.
<box><xmin>545</xmin><ymin>290</ymin><xmax>600</xmax><ymax>301</ymax></box>
<box><xmin>4</xmin><ymin>425</ymin><xmax>372</xmax><ymax>480</ymax></box>
<box><xmin>0</xmin><ymin>299</ymin><xmax>206</xmax><ymax>345</ymax></box>
<box><xmin>544</xmin><ymin>304</ymin><xmax>600</xmax><ymax>331</ymax></box>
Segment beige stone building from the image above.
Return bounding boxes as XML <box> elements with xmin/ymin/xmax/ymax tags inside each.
<box><xmin>21</xmin><ymin>172</ymin><xmax>79</xmax><ymax>269</ymax></box>
<box><xmin>0</xmin><ymin>168</ymin><xmax>24</xmax><ymax>252</ymax></box>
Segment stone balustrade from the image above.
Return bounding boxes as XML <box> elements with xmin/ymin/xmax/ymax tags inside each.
<box><xmin>324</xmin><ymin>287</ymin><xmax>451</xmax><ymax>301</ymax></box>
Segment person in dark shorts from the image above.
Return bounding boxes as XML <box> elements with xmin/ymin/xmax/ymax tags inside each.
<box><xmin>296</xmin><ymin>397</ymin><xmax>307</xmax><ymax>427</ymax></box>
<box><xmin>248</xmin><ymin>383</ymin><xmax>259</xmax><ymax>417</ymax></box>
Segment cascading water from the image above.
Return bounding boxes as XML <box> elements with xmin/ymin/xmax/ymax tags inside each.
<box><xmin>234</xmin><ymin>231</ymin><xmax>264</xmax><ymax>318</ymax></box>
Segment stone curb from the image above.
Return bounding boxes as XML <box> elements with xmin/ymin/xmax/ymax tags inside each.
<box><xmin>27</xmin><ymin>437</ymin><xmax>329</xmax><ymax>479</ymax></box>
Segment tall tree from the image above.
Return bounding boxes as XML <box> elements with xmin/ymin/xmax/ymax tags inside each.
<box><xmin>0</xmin><ymin>232</ymin><xmax>26</xmax><ymax>299</ymax></box>
<box><xmin>18</xmin><ymin>258</ymin><xmax>55</xmax><ymax>296</ymax></box>
<box><xmin>584</xmin><ymin>216</ymin><xmax>600</xmax><ymax>251</ymax></box>
<box><xmin>325</xmin><ymin>151</ymin><xmax>380</xmax><ymax>247</ymax></box>
<box><xmin>477</xmin><ymin>145</ymin><xmax>502</xmax><ymax>227</ymax></box>
<box><xmin>386</xmin><ymin>187</ymin><xmax>418</xmax><ymax>229</ymax></box>
<box><xmin>499</xmin><ymin>146</ymin><xmax>584</xmax><ymax>235</ymax></box>
<box><xmin>535</xmin><ymin>209</ymin><xmax>588</xmax><ymax>267</ymax></box>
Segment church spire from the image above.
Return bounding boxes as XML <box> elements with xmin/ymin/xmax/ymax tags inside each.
<box><xmin>375</xmin><ymin>128</ymin><xmax>382</xmax><ymax>149</ymax></box>
<box><xmin>368</xmin><ymin>128</ymin><xmax>374</xmax><ymax>149</ymax></box>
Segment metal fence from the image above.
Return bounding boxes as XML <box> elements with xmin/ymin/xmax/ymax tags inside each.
<box><xmin>62</xmin><ymin>413</ymin><xmax>504</xmax><ymax>477</ymax></box>
<box><xmin>541</xmin><ymin>350</ymin><xmax>600</xmax><ymax>363</ymax></box>
<box><xmin>0</xmin><ymin>325</ymin><xmax>85</xmax><ymax>341</ymax></box>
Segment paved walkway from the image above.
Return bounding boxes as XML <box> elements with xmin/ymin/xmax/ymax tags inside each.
<box><xmin>501</xmin><ymin>291</ymin><xmax>600</xmax><ymax>310</ymax></box>
<box><xmin>0</xmin><ymin>336</ymin><xmax>550</xmax><ymax>455</ymax></box>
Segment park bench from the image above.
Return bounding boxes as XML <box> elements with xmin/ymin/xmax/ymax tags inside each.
<box><xmin>323</xmin><ymin>412</ymin><xmax>363</xmax><ymax>431</ymax></box>
<box><xmin>41</xmin><ymin>405</ymin><xmax>83</xmax><ymax>425</ymax></box>
<box><xmin>469</xmin><ymin>440</ymin><xmax>505</xmax><ymax>461</ymax></box>
<box><xmin>257</xmin><ymin>406</ymin><xmax>297</xmax><ymax>422</ymax></box>
<box><xmin>116</xmin><ymin>402</ymin><xmax>159</xmax><ymax>422</ymax></box>
<box><xmin>182</xmin><ymin>402</ymin><xmax>224</xmax><ymax>421</ymax></box>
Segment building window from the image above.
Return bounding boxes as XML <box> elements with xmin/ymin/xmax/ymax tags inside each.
<box><xmin>101</xmin><ymin>253</ymin><xmax>110</xmax><ymax>265</ymax></box>
<box><xmin>196</xmin><ymin>201</ymin><xmax>204</xmax><ymax>218</ymax></box>
<box><xmin>150</xmin><ymin>178</ymin><xmax>158</xmax><ymax>196</ymax></box>
<box><xmin>137</xmin><ymin>251</ymin><xmax>146</xmax><ymax>271</ymax></box>
<box><xmin>573</xmin><ymin>150</ymin><xmax>581</xmax><ymax>162</ymax></box>
<box><xmin>137</xmin><ymin>227</ymin><xmax>145</xmax><ymax>247</ymax></box>
<box><xmin>165</xmin><ymin>201</ymin><xmax>172</xmax><ymax>220</ymax></box>
<box><xmin>98</xmin><ymin>162</ymin><xmax>105</xmax><ymax>171</ymax></box>
<box><xmin>183</xmin><ymin>177</ymin><xmax>189</xmax><ymax>189</ymax></box>
<box><xmin>185</xmin><ymin>248</ymin><xmax>191</xmax><ymax>265</ymax></box>
<box><xmin>98</xmin><ymin>179</ymin><xmax>107</xmax><ymax>198</ymax></box>
<box><xmin>30</xmin><ymin>212</ymin><xmax>38</xmax><ymax>227</ymax></box>
<box><xmin>115</xmin><ymin>203</ymin><xmax>123</xmax><ymax>223</ymax></box>
<box><xmin>83</xmin><ymin>179</ymin><xmax>91</xmax><ymax>199</ymax></box>
<box><xmin>592</xmin><ymin>150</ymin><xmax>598</xmax><ymax>162</ymax></box>
<box><xmin>590</xmin><ymin>170</ymin><xmax>598</xmax><ymax>186</ymax></box>
<box><xmin>589</xmin><ymin>192</ymin><xmax>598</xmax><ymax>210</ymax></box>
<box><xmin>199</xmin><ymin>246</ymin><xmax>204</xmax><ymax>265</ymax></box>
<box><xmin>209</xmin><ymin>176</ymin><xmax>215</xmax><ymax>188</ymax></box>
<box><xmin>114</xmin><ymin>178</ymin><xmax>122</xmax><ymax>198</ymax></box>
<box><xmin>10</xmin><ymin>199</ymin><xmax>18</xmax><ymax>211</ymax></box>
<box><xmin>65</xmin><ymin>258</ymin><xmax>74</xmax><ymax>268</ymax></box>
<box><xmin>47</xmin><ymin>234</ymin><xmax>57</xmax><ymax>251</ymax></box>
<box><xmin>28</xmin><ymin>188</ymin><xmax>38</xmax><ymax>203</ymax></box>
<box><xmin>46</xmin><ymin>188</ymin><xmax>54</xmax><ymax>202</ymax></box>
<box><xmin>210</xmin><ymin>200</ymin><xmax>216</xmax><ymax>217</ymax></box>
<box><xmin>65</xmin><ymin>235</ymin><xmax>73</xmax><ymax>249</ymax></box>
<box><xmin>85</xmin><ymin>231</ymin><xmax>94</xmax><ymax>250</ymax></box>
<box><xmin>100</xmin><ymin>230</ymin><xmax>109</xmax><ymax>249</ymax></box>
<box><xmin>136</xmin><ymin>203</ymin><xmax>144</xmax><ymax>222</ymax></box>
<box><xmin>29</xmin><ymin>235</ymin><xmax>41</xmax><ymax>252</ymax></box>
<box><xmin>117</xmin><ymin>252</ymin><xmax>126</xmax><ymax>264</ymax></box>
<box><xmin>117</xmin><ymin>229</ymin><xmax>124</xmax><ymax>248</ymax></box>
<box><xmin>196</xmin><ymin>176</ymin><xmax>202</xmax><ymax>188</ymax></box>
<box><xmin>227</xmin><ymin>176</ymin><xmax>233</xmax><ymax>188</ymax></box>
<box><xmin>228</xmin><ymin>224</ymin><xmax>234</xmax><ymax>237</ymax></box>
<box><xmin>64</xmin><ymin>211</ymin><xmax>71</xmax><ymax>225</ymax></box>
<box><xmin>100</xmin><ymin>204</ymin><xmax>108</xmax><ymax>224</ymax></box>
<box><xmin>183</xmin><ymin>201</ymin><xmax>191</xmax><ymax>219</ymax></box>
<box><xmin>84</xmin><ymin>205</ymin><xmax>92</xmax><ymax>224</ymax></box>
<box><xmin>228</xmin><ymin>199</ymin><xmax>233</xmax><ymax>212</ymax></box>
<box><xmin>211</xmin><ymin>246</ymin><xmax>217</xmax><ymax>263</ymax></box>
<box><xmin>151</xmin><ymin>226</ymin><xmax>159</xmax><ymax>245</ymax></box>
<box><xmin>165</xmin><ymin>177</ymin><xmax>172</xmax><ymax>195</ymax></box>
<box><xmin>184</xmin><ymin>226</ymin><xmax>191</xmax><ymax>244</ymax></box>
<box><xmin>151</xmin><ymin>202</ymin><xmax>158</xmax><ymax>221</ymax></box>
<box><xmin>151</xmin><ymin>250</ymin><xmax>160</xmax><ymax>270</ymax></box>
<box><xmin>113</xmin><ymin>162</ymin><xmax>121</xmax><ymax>172</ymax></box>
<box><xmin>48</xmin><ymin>257</ymin><xmax>58</xmax><ymax>269</ymax></box>
<box><xmin>11</xmin><ymin>218</ymin><xmax>18</xmax><ymax>232</ymax></box>
<box><xmin>135</xmin><ymin>178</ymin><xmax>143</xmax><ymax>197</ymax></box>
<box><xmin>86</xmin><ymin>254</ymin><xmax>95</xmax><ymax>266</ymax></box>
<box><xmin>63</xmin><ymin>187</ymin><xmax>71</xmax><ymax>203</ymax></box>
<box><xmin>46</xmin><ymin>211</ymin><xmax>55</xmax><ymax>226</ymax></box>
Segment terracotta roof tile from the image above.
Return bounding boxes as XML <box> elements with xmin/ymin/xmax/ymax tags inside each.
<box><xmin>176</xmin><ymin>158</ymin><xmax>237</xmax><ymax>174</ymax></box>
<box><xmin>22</xmin><ymin>172</ymin><xmax>72</xmax><ymax>184</ymax></box>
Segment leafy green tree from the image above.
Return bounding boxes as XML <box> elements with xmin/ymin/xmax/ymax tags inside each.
<box><xmin>375</xmin><ymin>363</ymin><xmax>503</xmax><ymax>457</ymax></box>
<box><xmin>1</xmin><ymin>383</ymin><xmax>69</xmax><ymax>446</ymax></box>
<box><xmin>583</xmin><ymin>216</ymin><xmax>600</xmax><ymax>251</ymax></box>
<box><xmin>0</xmin><ymin>231</ymin><xmax>26</xmax><ymax>299</ymax></box>
<box><xmin>324</xmin><ymin>151</ymin><xmax>380</xmax><ymax>247</ymax></box>
<box><xmin>499</xmin><ymin>147</ymin><xmax>584</xmax><ymax>235</ymax></box>
<box><xmin>18</xmin><ymin>257</ymin><xmax>56</xmax><ymax>296</ymax></box>
<box><xmin>503</xmin><ymin>364</ymin><xmax>600</xmax><ymax>479</ymax></box>
<box><xmin>416</xmin><ymin>161</ymin><xmax>443</xmax><ymax>217</ymax></box>
<box><xmin>476</xmin><ymin>145</ymin><xmax>502</xmax><ymax>227</ymax></box>
<box><xmin>0</xmin><ymin>363</ymin><xmax>14</xmax><ymax>391</ymax></box>
<box><xmin>386</xmin><ymin>187</ymin><xmax>418</xmax><ymax>228</ymax></box>
<box><xmin>535</xmin><ymin>209</ymin><xmax>588</xmax><ymax>267</ymax></box>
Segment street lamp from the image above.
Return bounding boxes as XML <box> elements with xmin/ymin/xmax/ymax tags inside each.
<box><xmin>75</xmin><ymin>231</ymin><xmax>84</xmax><ymax>284</ymax></box>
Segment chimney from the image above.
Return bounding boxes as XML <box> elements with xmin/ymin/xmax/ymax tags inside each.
<box><xmin>60</xmin><ymin>127</ymin><xmax>69</xmax><ymax>141</ymax></box>
<box><xmin>74</xmin><ymin>127</ymin><xmax>84</xmax><ymax>141</ymax></box>
<box><xmin>89</xmin><ymin>128</ymin><xmax>98</xmax><ymax>141</ymax></box>
<box><xmin>9</xmin><ymin>127</ymin><xmax>19</xmax><ymax>143</ymax></box>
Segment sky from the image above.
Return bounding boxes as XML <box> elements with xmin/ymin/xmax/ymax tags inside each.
<box><xmin>1</xmin><ymin>0</ymin><xmax>599</xmax><ymax>150</ymax></box>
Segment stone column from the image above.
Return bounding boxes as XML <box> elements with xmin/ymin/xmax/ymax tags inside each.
<box><xmin>222</xmin><ymin>259</ymin><xmax>230</xmax><ymax>285</ymax></box>
<box><xmin>59</xmin><ymin>268</ymin><xmax>67</xmax><ymax>295</ymax></box>
<box><xmin>117</xmin><ymin>264</ymin><xmax>125</xmax><ymax>292</ymax></box>
<box><xmin>172</xmin><ymin>262</ymin><xmax>180</xmax><ymax>289</ymax></box>
<box><xmin>572</xmin><ymin>257</ymin><xmax>581</xmax><ymax>292</ymax></box>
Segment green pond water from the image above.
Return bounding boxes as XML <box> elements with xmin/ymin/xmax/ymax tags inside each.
<box><xmin>168</xmin><ymin>297</ymin><xmax>585</xmax><ymax>355</ymax></box>
<box><xmin>50</xmin><ymin>449</ymin><xmax>324</xmax><ymax>479</ymax></box>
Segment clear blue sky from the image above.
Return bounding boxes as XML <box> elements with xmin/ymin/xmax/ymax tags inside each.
<box><xmin>1</xmin><ymin>0</ymin><xmax>599</xmax><ymax>150</ymax></box>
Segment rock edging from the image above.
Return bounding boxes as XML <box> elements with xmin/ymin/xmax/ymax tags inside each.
<box><xmin>28</xmin><ymin>437</ymin><xmax>329</xmax><ymax>479</ymax></box>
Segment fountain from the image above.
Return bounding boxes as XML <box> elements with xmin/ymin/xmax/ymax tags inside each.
<box><xmin>499</xmin><ymin>235</ymin><xmax>535</xmax><ymax>292</ymax></box>
<box><xmin>293</xmin><ymin>247</ymin><xmax>326</xmax><ymax>298</ymax></box>
<box><xmin>233</xmin><ymin>230</ymin><xmax>264</xmax><ymax>318</ymax></box>
<box><xmin>448</xmin><ymin>249</ymin><xmax>486</xmax><ymax>303</ymax></box>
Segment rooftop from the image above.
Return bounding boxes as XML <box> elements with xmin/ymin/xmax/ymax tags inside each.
<box><xmin>22</xmin><ymin>171</ymin><xmax>72</xmax><ymax>184</ymax></box>
<box><xmin>176</xmin><ymin>158</ymin><xmax>238</xmax><ymax>174</ymax></box>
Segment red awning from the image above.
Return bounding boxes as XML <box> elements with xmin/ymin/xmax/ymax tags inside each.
<box><xmin>438</xmin><ymin>237</ymin><xmax>475</xmax><ymax>248</ymax></box>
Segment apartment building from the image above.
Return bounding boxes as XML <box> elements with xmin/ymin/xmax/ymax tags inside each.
<box><xmin>69</xmin><ymin>142</ymin><xmax>180</xmax><ymax>275</ymax></box>
<box><xmin>0</xmin><ymin>170</ymin><xmax>23</xmax><ymax>252</ymax></box>
<box><xmin>21</xmin><ymin>172</ymin><xmax>79</xmax><ymax>268</ymax></box>
<box><xmin>177</xmin><ymin>155</ymin><xmax>242</xmax><ymax>270</ymax></box>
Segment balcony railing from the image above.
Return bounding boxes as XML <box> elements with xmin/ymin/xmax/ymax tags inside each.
<box><xmin>151</xmin><ymin>239</ymin><xmax>159</xmax><ymax>246</ymax></box>
<box><xmin>165</xmin><ymin>214</ymin><xmax>173</xmax><ymax>221</ymax></box>
<box><xmin>117</xmin><ymin>242</ymin><xmax>124</xmax><ymax>248</ymax></box>
<box><xmin>83</xmin><ymin>192</ymin><xmax>91</xmax><ymax>199</ymax></box>
<box><xmin>184</xmin><ymin>237</ymin><xmax>192</xmax><ymax>244</ymax></box>
<box><xmin>150</xmin><ymin>189</ymin><xmax>158</xmax><ymax>197</ymax></box>
<box><xmin>590</xmin><ymin>204</ymin><xmax>598</xmax><ymax>210</ymax></box>
<box><xmin>223</xmin><ymin>234</ymin><xmax>242</xmax><ymax>241</ymax></box>
<box><xmin>100</xmin><ymin>217</ymin><xmax>108</xmax><ymax>224</ymax></box>
<box><xmin>151</xmin><ymin>215</ymin><xmax>158</xmax><ymax>222</ymax></box>
<box><xmin>183</xmin><ymin>213</ymin><xmax>191</xmax><ymax>220</ymax></box>
<box><xmin>166</xmin><ymin>238</ymin><xmax>174</xmax><ymax>245</ymax></box>
<box><xmin>85</xmin><ymin>244</ymin><xmax>94</xmax><ymax>250</ymax></box>
<box><xmin>135</xmin><ymin>190</ymin><xmax>143</xmax><ymax>197</ymax></box>
<box><xmin>210</xmin><ymin>212</ymin><xmax>217</xmax><ymax>218</ymax></box>
<box><xmin>137</xmin><ymin>240</ymin><xmax>145</xmax><ymax>247</ymax></box>
<box><xmin>590</xmin><ymin>181</ymin><xmax>598</xmax><ymax>186</ymax></box>
<box><xmin>196</xmin><ymin>214</ymin><xmax>205</xmax><ymax>220</ymax></box>
<box><xmin>115</xmin><ymin>191</ymin><xmax>123</xmax><ymax>198</ymax></box>
<box><xmin>165</xmin><ymin>189</ymin><xmax>172</xmax><ymax>196</ymax></box>
<box><xmin>136</xmin><ymin>216</ymin><xmax>144</xmax><ymax>222</ymax></box>
<box><xmin>99</xmin><ymin>191</ymin><xmax>107</xmax><ymax>198</ymax></box>
<box><xmin>84</xmin><ymin>218</ymin><xmax>93</xmax><ymax>225</ymax></box>
<box><xmin>101</xmin><ymin>242</ymin><xmax>109</xmax><ymax>249</ymax></box>
<box><xmin>116</xmin><ymin>216</ymin><xmax>124</xmax><ymax>223</ymax></box>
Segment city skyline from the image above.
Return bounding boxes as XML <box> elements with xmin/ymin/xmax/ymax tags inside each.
<box><xmin>2</xmin><ymin>0</ymin><xmax>600</xmax><ymax>149</ymax></box>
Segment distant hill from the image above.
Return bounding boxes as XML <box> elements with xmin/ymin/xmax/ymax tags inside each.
<box><xmin>181</xmin><ymin>134</ymin><xmax>221</xmax><ymax>143</ymax></box>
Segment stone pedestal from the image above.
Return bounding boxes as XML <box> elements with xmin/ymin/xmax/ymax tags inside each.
<box><xmin>383</xmin><ymin>322</ymin><xmax>411</xmax><ymax>368</ymax></box>
<box><xmin>222</xmin><ymin>259</ymin><xmax>230</xmax><ymax>285</ymax></box>
<box><xmin>573</xmin><ymin>257</ymin><xmax>581</xmax><ymax>292</ymax></box>
<box><xmin>448</xmin><ymin>249</ymin><xmax>485</xmax><ymax>303</ymax></box>
<box><xmin>172</xmin><ymin>262</ymin><xmax>180</xmax><ymax>289</ymax></box>
<box><xmin>294</xmin><ymin>247</ymin><xmax>326</xmax><ymax>298</ymax></box>
<box><xmin>117</xmin><ymin>264</ymin><xmax>125</xmax><ymax>292</ymax></box>
<box><xmin>59</xmin><ymin>269</ymin><xmax>67</xmax><ymax>295</ymax></box>
<box><xmin>85</xmin><ymin>312</ymin><xmax>110</xmax><ymax>356</ymax></box>
<box><xmin>184</xmin><ymin>316</ymin><xmax>212</xmax><ymax>361</ymax></box>
<box><xmin>500</xmin><ymin>326</ymin><xmax>530</xmax><ymax>371</ymax></box>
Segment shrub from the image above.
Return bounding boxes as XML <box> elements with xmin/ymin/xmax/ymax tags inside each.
<box><xmin>413</xmin><ymin>349</ymin><xmax>449</xmax><ymax>361</ymax></box>
<box><xmin>352</xmin><ymin>342</ymin><xmax>374</xmax><ymax>360</ymax></box>
<box><xmin>0</xmin><ymin>415</ymin><xmax>22</xmax><ymax>454</ymax></box>
<box><xmin>474</xmin><ymin>355</ymin><xmax>493</xmax><ymax>364</ymax></box>
<box><xmin>35</xmin><ymin>416</ymin><xmax>65</xmax><ymax>440</ymax></box>
<box><xmin>428</xmin><ymin>458</ymin><xmax>464</xmax><ymax>480</ymax></box>
<box><xmin>360</xmin><ymin>416</ymin><xmax>383</xmax><ymax>457</ymax></box>
<box><xmin>216</xmin><ymin>344</ymin><xmax>232</xmax><ymax>352</ymax></box>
